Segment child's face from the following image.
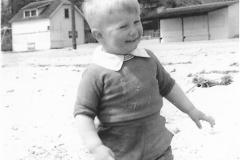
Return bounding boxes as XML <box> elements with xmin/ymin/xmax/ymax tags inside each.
<box><xmin>99</xmin><ymin>11</ymin><xmax>143</xmax><ymax>55</ymax></box>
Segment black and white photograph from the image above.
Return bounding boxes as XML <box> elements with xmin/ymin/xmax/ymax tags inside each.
<box><xmin>1</xmin><ymin>0</ymin><xmax>239</xmax><ymax>160</ymax></box>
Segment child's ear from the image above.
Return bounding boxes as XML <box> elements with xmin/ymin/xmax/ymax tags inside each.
<box><xmin>91</xmin><ymin>29</ymin><xmax>103</xmax><ymax>42</ymax></box>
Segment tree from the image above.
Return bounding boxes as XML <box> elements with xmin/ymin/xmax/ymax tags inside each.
<box><xmin>175</xmin><ymin>0</ymin><xmax>202</xmax><ymax>7</ymax></box>
<box><xmin>1</xmin><ymin>1</ymin><xmax>12</xmax><ymax>27</ymax></box>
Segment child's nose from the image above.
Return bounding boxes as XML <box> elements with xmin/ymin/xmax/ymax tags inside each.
<box><xmin>128</xmin><ymin>26</ymin><xmax>138</xmax><ymax>38</ymax></box>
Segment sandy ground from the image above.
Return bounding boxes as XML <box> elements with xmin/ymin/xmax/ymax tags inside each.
<box><xmin>1</xmin><ymin>39</ymin><xmax>240</xmax><ymax>160</ymax></box>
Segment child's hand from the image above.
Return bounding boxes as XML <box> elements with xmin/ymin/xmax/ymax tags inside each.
<box><xmin>188</xmin><ymin>108</ymin><xmax>215</xmax><ymax>129</ymax></box>
<box><xmin>91</xmin><ymin>144</ymin><xmax>115</xmax><ymax>160</ymax></box>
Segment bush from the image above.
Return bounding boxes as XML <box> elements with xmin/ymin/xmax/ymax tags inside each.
<box><xmin>1</xmin><ymin>29</ymin><xmax>12</xmax><ymax>51</ymax></box>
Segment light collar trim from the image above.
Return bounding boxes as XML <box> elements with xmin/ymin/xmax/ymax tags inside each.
<box><xmin>91</xmin><ymin>46</ymin><xmax>150</xmax><ymax>71</ymax></box>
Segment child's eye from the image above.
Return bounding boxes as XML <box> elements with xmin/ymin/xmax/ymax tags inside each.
<box><xmin>134</xmin><ymin>20</ymin><xmax>140</xmax><ymax>24</ymax></box>
<box><xmin>119</xmin><ymin>25</ymin><xmax>128</xmax><ymax>29</ymax></box>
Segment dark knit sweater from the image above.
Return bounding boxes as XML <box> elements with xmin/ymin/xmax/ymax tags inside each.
<box><xmin>74</xmin><ymin>50</ymin><xmax>175</xmax><ymax>123</ymax></box>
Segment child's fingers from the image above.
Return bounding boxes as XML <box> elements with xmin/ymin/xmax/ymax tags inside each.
<box><xmin>206</xmin><ymin>116</ymin><xmax>215</xmax><ymax>127</ymax></box>
<box><xmin>202</xmin><ymin>114</ymin><xmax>216</xmax><ymax>127</ymax></box>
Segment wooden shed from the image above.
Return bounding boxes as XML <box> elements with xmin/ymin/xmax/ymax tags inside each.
<box><xmin>142</xmin><ymin>1</ymin><xmax>239</xmax><ymax>42</ymax></box>
<box><xmin>9</xmin><ymin>0</ymin><xmax>85</xmax><ymax>52</ymax></box>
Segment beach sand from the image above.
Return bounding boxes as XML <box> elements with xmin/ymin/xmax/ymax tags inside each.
<box><xmin>1</xmin><ymin>39</ymin><xmax>239</xmax><ymax>160</ymax></box>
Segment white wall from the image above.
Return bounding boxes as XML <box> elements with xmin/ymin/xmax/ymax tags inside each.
<box><xmin>156</xmin><ymin>3</ymin><xmax>238</xmax><ymax>43</ymax></box>
<box><xmin>160</xmin><ymin>15</ymin><xmax>209</xmax><ymax>42</ymax></box>
<box><xmin>208</xmin><ymin>8</ymin><xmax>228</xmax><ymax>40</ymax></box>
<box><xmin>50</xmin><ymin>4</ymin><xmax>84</xmax><ymax>48</ymax></box>
<box><xmin>228</xmin><ymin>3</ymin><xmax>239</xmax><ymax>38</ymax></box>
<box><xmin>75</xmin><ymin>9</ymin><xmax>85</xmax><ymax>44</ymax></box>
<box><xmin>160</xmin><ymin>18</ymin><xmax>182</xmax><ymax>42</ymax></box>
<box><xmin>183</xmin><ymin>15</ymin><xmax>209</xmax><ymax>41</ymax></box>
<box><xmin>12</xmin><ymin>19</ymin><xmax>51</xmax><ymax>52</ymax></box>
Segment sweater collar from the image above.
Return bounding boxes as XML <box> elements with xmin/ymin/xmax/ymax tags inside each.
<box><xmin>91</xmin><ymin>46</ymin><xmax>150</xmax><ymax>71</ymax></box>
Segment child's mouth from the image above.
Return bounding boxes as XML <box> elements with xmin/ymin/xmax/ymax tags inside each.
<box><xmin>125</xmin><ymin>37</ymin><xmax>140</xmax><ymax>43</ymax></box>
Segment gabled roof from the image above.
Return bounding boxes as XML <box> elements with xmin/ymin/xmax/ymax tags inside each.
<box><xmin>9</xmin><ymin>0</ymin><xmax>83</xmax><ymax>23</ymax></box>
<box><xmin>142</xmin><ymin>0</ymin><xmax>239</xmax><ymax>20</ymax></box>
<box><xmin>22</xmin><ymin>0</ymin><xmax>53</xmax><ymax>10</ymax></box>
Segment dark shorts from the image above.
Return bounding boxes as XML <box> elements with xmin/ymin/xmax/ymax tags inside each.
<box><xmin>98</xmin><ymin>112</ymin><xmax>174</xmax><ymax>160</ymax></box>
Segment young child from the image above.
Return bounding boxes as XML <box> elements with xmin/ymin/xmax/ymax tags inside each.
<box><xmin>74</xmin><ymin>0</ymin><xmax>215</xmax><ymax>160</ymax></box>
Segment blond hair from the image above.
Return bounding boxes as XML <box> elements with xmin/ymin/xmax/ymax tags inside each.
<box><xmin>82</xmin><ymin>0</ymin><xmax>140</xmax><ymax>29</ymax></box>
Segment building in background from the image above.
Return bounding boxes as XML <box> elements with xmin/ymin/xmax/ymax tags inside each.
<box><xmin>142</xmin><ymin>1</ymin><xmax>239</xmax><ymax>42</ymax></box>
<box><xmin>9</xmin><ymin>0</ymin><xmax>85</xmax><ymax>52</ymax></box>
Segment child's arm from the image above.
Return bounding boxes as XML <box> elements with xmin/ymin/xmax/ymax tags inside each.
<box><xmin>75</xmin><ymin>115</ymin><xmax>115</xmax><ymax>160</ymax></box>
<box><xmin>165</xmin><ymin>83</ymin><xmax>215</xmax><ymax>129</ymax></box>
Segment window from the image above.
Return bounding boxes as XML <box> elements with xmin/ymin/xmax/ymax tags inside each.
<box><xmin>64</xmin><ymin>9</ymin><xmax>69</xmax><ymax>19</ymax></box>
<box><xmin>24</xmin><ymin>9</ymin><xmax>37</xmax><ymax>18</ymax></box>
<box><xmin>27</xmin><ymin>42</ymin><xmax>35</xmax><ymax>51</ymax></box>
<box><xmin>31</xmin><ymin>10</ymin><xmax>37</xmax><ymax>16</ymax></box>
<box><xmin>68</xmin><ymin>31</ymin><xmax>78</xmax><ymax>38</ymax></box>
<box><xmin>25</xmin><ymin>11</ymin><xmax>30</xmax><ymax>18</ymax></box>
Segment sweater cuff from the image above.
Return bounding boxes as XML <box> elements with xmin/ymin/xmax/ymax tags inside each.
<box><xmin>73</xmin><ymin>104</ymin><xmax>96</xmax><ymax>119</ymax></box>
<box><xmin>161</xmin><ymin>79</ymin><xmax>175</xmax><ymax>97</ymax></box>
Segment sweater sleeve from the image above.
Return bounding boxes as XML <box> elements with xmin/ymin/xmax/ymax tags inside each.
<box><xmin>73</xmin><ymin>66</ymin><xmax>103</xmax><ymax>119</ymax></box>
<box><xmin>146</xmin><ymin>49</ymin><xmax>175</xmax><ymax>97</ymax></box>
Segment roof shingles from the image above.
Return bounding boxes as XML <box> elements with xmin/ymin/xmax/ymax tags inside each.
<box><xmin>22</xmin><ymin>0</ymin><xmax>52</xmax><ymax>10</ymax></box>
<box><xmin>9</xmin><ymin>0</ymin><xmax>64</xmax><ymax>23</ymax></box>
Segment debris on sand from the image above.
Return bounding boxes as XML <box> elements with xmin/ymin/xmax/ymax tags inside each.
<box><xmin>22</xmin><ymin>144</ymin><xmax>73</xmax><ymax>160</ymax></box>
<box><xmin>192</xmin><ymin>75</ymin><xmax>233</xmax><ymax>88</ymax></box>
<box><xmin>170</xmin><ymin>68</ymin><xmax>176</xmax><ymax>73</ymax></box>
<box><xmin>230</xmin><ymin>62</ymin><xmax>239</xmax><ymax>67</ymax></box>
<box><xmin>186</xmin><ymin>75</ymin><xmax>233</xmax><ymax>93</ymax></box>
<box><xmin>6</xmin><ymin>89</ymin><xmax>15</xmax><ymax>93</ymax></box>
<box><xmin>187</xmin><ymin>70</ymin><xmax>238</xmax><ymax>77</ymax></box>
<box><xmin>163</xmin><ymin>61</ymin><xmax>192</xmax><ymax>66</ymax></box>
